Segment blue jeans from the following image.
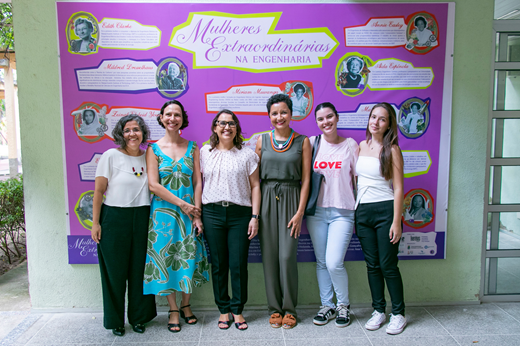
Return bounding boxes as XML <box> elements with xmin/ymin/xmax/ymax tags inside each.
<box><xmin>306</xmin><ymin>207</ymin><xmax>355</xmax><ymax>307</ymax></box>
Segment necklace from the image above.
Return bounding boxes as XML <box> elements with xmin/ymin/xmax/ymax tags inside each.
<box><xmin>270</xmin><ymin>129</ymin><xmax>295</xmax><ymax>153</ymax></box>
<box><xmin>132</xmin><ymin>167</ymin><xmax>144</xmax><ymax>176</ymax></box>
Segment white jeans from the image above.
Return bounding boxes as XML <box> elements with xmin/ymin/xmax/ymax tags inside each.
<box><xmin>306</xmin><ymin>206</ymin><xmax>355</xmax><ymax>308</ymax></box>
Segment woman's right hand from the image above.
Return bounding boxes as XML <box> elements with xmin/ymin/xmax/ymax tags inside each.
<box><xmin>91</xmin><ymin>223</ymin><xmax>102</xmax><ymax>244</ymax></box>
<box><xmin>181</xmin><ymin>202</ymin><xmax>201</xmax><ymax>220</ymax></box>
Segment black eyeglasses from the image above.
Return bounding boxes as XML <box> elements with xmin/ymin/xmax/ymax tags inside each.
<box><xmin>215</xmin><ymin>121</ymin><xmax>237</xmax><ymax>128</ymax></box>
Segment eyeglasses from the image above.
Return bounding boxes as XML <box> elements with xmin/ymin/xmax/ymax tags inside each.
<box><xmin>215</xmin><ymin>121</ymin><xmax>237</xmax><ymax>128</ymax></box>
<box><xmin>123</xmin><ymin>128</ymin><xmax>142</xmax><ymax>134</ymax></box>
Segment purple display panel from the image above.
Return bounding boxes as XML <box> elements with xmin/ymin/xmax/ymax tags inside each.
<box><xmin>57</xmin><ymin>2</ymin><xmax>453</xmax><ymax>264</ymax></box>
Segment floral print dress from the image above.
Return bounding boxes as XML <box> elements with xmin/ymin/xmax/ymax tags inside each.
<box><xmin>143</xmin><ymin>141</ymin><xmax>209</xmax><ymax>295</ymax></box>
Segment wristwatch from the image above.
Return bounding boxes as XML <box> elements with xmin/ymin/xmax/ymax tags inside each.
<box><xmin>251</xmin><ymin>214</ymin><xmax>260</xmax><ymax>220</ymax></box>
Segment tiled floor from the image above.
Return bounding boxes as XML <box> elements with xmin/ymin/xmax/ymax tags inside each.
<box><xmin>3</xmin><ymin>303</ymin><xmax>520</xmax><ymax>346</ymax></box>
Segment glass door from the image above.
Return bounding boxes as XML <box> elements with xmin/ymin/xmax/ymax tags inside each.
<box><xmin>482</xmin><ymin>19</ymin><xmax>520</xmax><ymax>301</ymax></box>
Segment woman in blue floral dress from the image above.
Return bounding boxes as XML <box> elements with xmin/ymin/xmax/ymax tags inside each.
<box><xmin>143</xmin><ymin>100</ymin><xmax>209</xmax><ymax>333</ymax></box>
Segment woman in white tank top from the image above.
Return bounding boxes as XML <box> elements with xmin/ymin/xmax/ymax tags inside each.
<box><xmin>355</xmin><ymin>103</ymin><xmax>407</xmax><ymax>335</ymax></box>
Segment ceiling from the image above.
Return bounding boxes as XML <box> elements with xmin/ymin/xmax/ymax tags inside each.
<box><xmin>495</xmin><ymin>0</ymin><xmax>520</xmax><ymax>20</ymax></box>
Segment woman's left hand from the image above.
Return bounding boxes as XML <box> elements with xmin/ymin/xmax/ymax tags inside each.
<box><xmin>288</xmin><ymin>212</ymin><xmax>304</xmax><ymax>239</ymax></box>
<box><xmin>248</xmin><ymin>218</ymin><xmax>259</xmax><ymax>240</ymax></box>
<box><xmin>193</xmin><ymin>217</ymin><xmax>204</xmax><ymax>236</ymax></box>
<box><xmin>389</xmin><ymin>222</ymin><xmax>402</xmax><ymax>244</ymax></box>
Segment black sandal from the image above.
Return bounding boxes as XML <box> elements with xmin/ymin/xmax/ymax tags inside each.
<box><xmin>180</xmin><ymin>304</ymin><xmax>198</xmax><ymax>324</ymax></box>
<box><xmin>167</xmin><ymin>310</ymin><xmax>181</xmax><ymax>333</ymax></box>
<box><xmin>218</xmin><ymin>320</ymin><xmax>232</xmax><ymax>330</ymax></box>
<box><xmin>232</xmin><ymin>313</ymin><xmax>248</xmax><ymax>331</ymax></box>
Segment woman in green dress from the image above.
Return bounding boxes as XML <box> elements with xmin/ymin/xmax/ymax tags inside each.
<box><xmin>143</xmin><ymin>100</ymin><xmax>209</xmax><ymax>333</ymax></box>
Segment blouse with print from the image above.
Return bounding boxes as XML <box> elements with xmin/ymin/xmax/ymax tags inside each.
<box><xmin>200</xmin><ymin>145</ymin><xmax>259</xmax><ymax>207</ymax></box>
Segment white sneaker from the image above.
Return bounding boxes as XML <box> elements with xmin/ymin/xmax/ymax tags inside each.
<box><xmin>385</xmin><ymin>314</ymin><xmax>407</xmax><ymax>335</ymax></box>
<box><xmin>365</xmin><ymin>310</ymin><xmax>386</xmax><ymax>330</ymax></box>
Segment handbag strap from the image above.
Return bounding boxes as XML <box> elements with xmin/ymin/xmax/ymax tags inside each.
<box><xmin>346</xmin><ymin>138</ymin><xmax>357</xmax><ymax>191</ymax></box>
<box><xmin>311</xmin><ymin>135</ymin><xmax>321</xmax><ymax>164</ymax></box>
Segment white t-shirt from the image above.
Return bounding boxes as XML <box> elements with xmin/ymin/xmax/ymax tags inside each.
<box><xmin>95</xmin><ymin>148</ymin><xmax>150</xmax><ymax>207</ymax></box>
<box><xmin>200</xmin><ymin>145</ymin><xmax>259</xmax><ymax>207</ymax></box>
<box><xmin>310</xmin><ymin>136</ymin><xmax>358</xmax><ymax>210</ymax></box>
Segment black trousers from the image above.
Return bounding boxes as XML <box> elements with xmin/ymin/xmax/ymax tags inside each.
<box><xmin>355</xmin><ymin>200</ymin><xmax>405</xmax><ymax>316</ymax></box>
<box><xmin>202</xmin><ymin>203</ymin><xmax>252</xmax><ymax>315</ymax></box>
<box><xmin>97</xmin><ymin>204</ymin><xmax>157</xmax><ymax>329</ymax></box>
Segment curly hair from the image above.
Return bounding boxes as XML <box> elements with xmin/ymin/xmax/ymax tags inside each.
<box><xmin>74</xmin><ymin>18</ymin><xmax>94</xmax><ymax>35</ymax></box>
<box><xmin>209</xmin><ymin>109</ymin><xmax>244</xmax><ymax>152</ymax></box>
<box><xmin>314</xmin><ymin>102</ymin><xmax>339</xmax><ymax>119</ymax></box>
<box><xmin>346</xmin><ymin>56</ymin><xmax>364</xmax><ymax>73</ymax></box>
<box><xmin>414</xmin><ymin>16</ymin><xmax>427</xmax><ymax>27</ymax></box>
<box><xmin>266</xmin><ymin>93</ymin><xmax>293</xmax><ymax>115</ymax></box>
<box><xmin>365</xmin><ymin>102</ymin><xmax>400</xmax><ymax>181</ymax></box>
<box><xmin>293</xmin><ymin>83</ymin><xmax>305</xmax><ymax>94</ymax></box>
<box><xmin>112</xmin><ymin>114</ymin><xmax>150</xmax><ymax>149</ymax></box>
<box><xmin>157</xmin><ymin>100</ymin><xmax>189</xmax><ymax>129</ymax></box>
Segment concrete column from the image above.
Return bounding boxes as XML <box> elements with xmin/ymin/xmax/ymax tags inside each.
<box><xmin>4</xmin><ymin>60</ymin><xmax>18</xmax><ymax>177</ymax></box>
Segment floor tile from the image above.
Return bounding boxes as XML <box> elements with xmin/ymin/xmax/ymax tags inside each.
<box><xmin>112</xmin><ymin>313</ymin><xmax>202</xmax><ymax>343</ymax></box>
<box><xmin>494</xmin><ymin>302</ymin><xmax>520</xmax><ymax>322</ymax></box>
<box><xmin>0</xmin><ymin>311</ymin><xmax>31</xmax><ymax>340</ymax></box>
<box><xmin>285</xmin><ymin>337</ymin><xmax>371</xmax><ymax>346</ymax></box>
<box><xmin>199</xmin><ymin>310</ymin><xmax>284</xmax><ymax>341</ymax></box>
<box><xmin>11</xmin><ymin>314</ymin><xmax>53</xmax><ymax>345</ymax></box>
<box><xmin>426</xmin><ymin>304</ymin><xmax>520</xmax><ymax>335</ymax></box>
<box><xmin>454</xmin><ymin>335</ymin><xmax>520</xmax><ymax>345</ymax></box>
<box><xmin>281</xmin><ymin>308</ymin><xmax>366</xmax><ymax>339</ymax></box>
<box><xmin>21</xmin><ymin>344</ymin><xmax>113</xmax><ymax>346</ymax></box>
<box><xmin>369</xmin><ymin>336</ymin><xmax>459</xmax><ymax>345</ymax></box>
<box><xmin>353</xmin><ymin>307</ymin><xmax>448</xmax><ymax>337</ymax></box>
<box><xmin>202</xmin><ymin>341</ymin><xmax>284</xmax><ymax>346</ymax></box>
<box><xmin>24</xmin><ymin>313</ymin><xmax>116</xmax><ymax>345</ymax></box>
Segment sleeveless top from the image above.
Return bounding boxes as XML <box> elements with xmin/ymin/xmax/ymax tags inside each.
<box><xmin>355</xmin><ymin>156</ymin><xmax>394</xmax><ymax>208</ymax></box>
<box><xmin>260</xmin><ymin>133</ymin><xmax>305</xmax><ymax>181</ymax></box>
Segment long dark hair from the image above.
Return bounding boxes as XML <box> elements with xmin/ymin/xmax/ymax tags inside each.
<box><xmin>366</xmin><ymin>102</ymin><xmax>400</xmax><ymax>180</ymax></box>
<box><xmin>410</xmin><ymin>194</ymin><xmax>426</xmax><ymax>215</ymax></box>
<box><xmin>209</xmin><ymin>109</ymin><xmax>244</xmax><ymax>152</ymax></box>
<box><xmin>314</xmin><ymin>102</ymin><xmax>339</xmax><ymax>119</ymax></box>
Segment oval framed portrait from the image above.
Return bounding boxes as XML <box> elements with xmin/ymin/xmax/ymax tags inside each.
<box><xmin>66</xmin><ymin>12</ymin><xmax>99</xmax><ymax>55</ymax></box>
<box><xmin>402</xmin><ymin>189</ymin><xmax>435</xmax><ymax>229</ymax></box>
<box><xmin>73</xmin><ymin>103</ymin><xmax>108</xmax><ymax>142</ymax></box>
<box><xmin>405</xmin><ymin>12</ymin><xmax>439</xmax><ymax>54</ymax></box>
<box><xmin>336</xmin><ymin>54</ymin><xmax>370</xmax><ymax>97</ymax></box>
<box><xmin>283</xmin><ymin>81</ymin><xmax>313</xmax><ymax>121</ymax></box>
<box><xmin>75</xmin><ymin>191</ymin><xmax>95</xmax><ymax>230</ymax></box>
<box><xmin>156</xmin><ymin>58</ymin><xmax>188</xmax><ymax>99</ymax></box>
<box><xmin>397</xmin><ymin>98</ymin><xmax>430</xmax><ymax>139</ymax></box>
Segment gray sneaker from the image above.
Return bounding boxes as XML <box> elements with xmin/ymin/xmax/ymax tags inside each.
<box><xmin>335</xmin><ymin>304</ymin><xmax>351</xmax><ymax>327</ymax></box>
<box><xmin>313</xmin><ymin>306</ymin><xmax>336</xmax><ymax>325</ymax></box>
<box><xmin>386</xmin><ymin>314</ymin><xmax>407</xmax><ymax>334</ymax></box>
<box><xmin>365</xmin><ymin>310</ymin><xmax>386</xmax><ymax>330</ymax></box>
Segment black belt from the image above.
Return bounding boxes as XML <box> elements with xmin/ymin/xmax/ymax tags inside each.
<box><xmin>208</xmin><ymin>201</ymin><xmax>238</xmax><ymax>207</ymax></box>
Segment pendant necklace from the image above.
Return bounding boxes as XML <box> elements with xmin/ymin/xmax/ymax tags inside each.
<box><xmin>271</xmin><ymin>129</ymin><xmax>294</xmax><ymax>153</ymax></box>
<box><xmin>132</xmin><ymin>167</ymin><xmax>144</xmax><ymax>176</ymax></box>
